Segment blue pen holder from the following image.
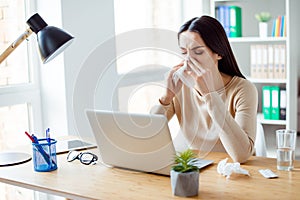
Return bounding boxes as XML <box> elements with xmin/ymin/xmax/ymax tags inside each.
<box><xmin>32</xmin><ymin>138</ymin><xmax>57</xmax><ymax>172</ymax></box>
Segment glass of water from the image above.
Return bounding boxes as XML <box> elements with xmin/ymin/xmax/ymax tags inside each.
<box><xmin>276</xmin><ymin>129</ymin><xmax>297</xmax><ymax>171</ymax></box>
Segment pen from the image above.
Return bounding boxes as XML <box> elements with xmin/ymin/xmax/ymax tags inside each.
<box><xmin>31</xmin><ymin>134</ymin><xmax>55</xmax><ymax>166</ymax></box>
<box><xmin>46</xmin><ymin>128</ymin><xmax>50</xmax><ymax>143</ymax></box>
<box><xmin>25</xmin><ymin>131</ymin><xmax>35</xmax><ymax>143</ymax></box>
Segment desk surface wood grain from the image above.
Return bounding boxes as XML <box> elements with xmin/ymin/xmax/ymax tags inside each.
<box><xmin>0</xmin><ymin>150</ymin><xmax>300</xmax><ymax>200</ymax></box>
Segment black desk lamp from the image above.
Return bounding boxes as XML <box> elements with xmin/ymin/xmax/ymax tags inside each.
<box><xmin>0</xmin><ymin>13</ymin><xmax>74</xmax><ymax>166</ymax></box>
<box><xmin>0</xmin><ymin>13</ymin><xmax>74</xmax><ymax>64</ymax></box>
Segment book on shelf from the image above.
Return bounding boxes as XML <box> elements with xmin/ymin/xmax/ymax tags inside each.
<box><xmin>229</xmin><ymin>6</ymin><xmax>242</xmax><ymax>37</ymax></box>
<box><xmin>267</xmin><ymin>44</ymin><xmax>274</xmax><ymax>79</ymax></box>
<box><xmin>271</xmin><ymin>15</ymin><xmax>286</xmax><ymax>37</ymax></box>
<box><xmin>250</xmin><ymin>44</ymin><xmax>286</xmax><ymax>79</ymax></box>
<box><xmin>250</xmin><ymin>45</ymin><xmax>257</xmax><ymax>78</ymax></box>
<box><xmin>262</xmin><ymin>85</ymin><xmax>286</xmax><ymax>120</ymax></box>
<box><xmin>262</xmin><ymin>44</ymin><xmax>268</xmax><ymax>79</ymax></box>
<box><xmin>280</xmin><ymin>89</ymin><xmax>287</xmax><ymax>120</ymax></box>
<box><xmin>262</xmin><ymin>86</ymin><xmax>272</xmax><ymax>120</ymax></box>
<box><xmin>279</xmin><ymin>44</ymin><xmax>286</xmax><ymax>79</ymax></box>
<box><xmin>270</xmin><ymin>86</ymin><xmax>280</xmax><ymax>120</ymax></box>
<box><xmin>256</xmin><ymin>44</ymin><xmax>263</xmax><ymax>78</ymax></box>
<box><xmin>267</xmin><ymin>45</ymin><xmax>274</xmax><ymax>79</ymax></box>
<box><xmin>215</xmin><ymin>5</ymin><xmax>242</xmax><ymax>38</ymax></box>
<box><xmin>280</xmin><ymin>15</ymin><xmax>285</xmax><ymax>37</ymax></box>
<box><xmin>216</xmin><ymin>5</ymin><xmax>230</xmax><ymax>37</ymax></box>
<box><xmin>273</xmin><ymin>44</ymin><xmax>281</xmax><ymax>79</ymax></box>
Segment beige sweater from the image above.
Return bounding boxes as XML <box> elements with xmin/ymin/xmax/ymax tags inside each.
<box><xmin>152</xmin><ymin>76</ymin><xmax>258</xmax><ymax>163</ymax></box>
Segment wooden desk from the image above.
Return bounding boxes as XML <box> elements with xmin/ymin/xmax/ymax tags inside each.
<box><xmin>0</xmin><ymin>151</ymin><xmax>299</xmax><ymax>199</ymax></box>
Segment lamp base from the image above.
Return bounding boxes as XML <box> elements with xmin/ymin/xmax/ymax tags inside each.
<box><xmin>0</xmin><ymin>152</ymin><xmax>32</xmax><ymax>167</ymax></box>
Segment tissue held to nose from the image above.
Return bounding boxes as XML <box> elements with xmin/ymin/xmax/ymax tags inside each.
<box><xmin>172</xmin><ymin>58</ymin><xmax>195</xmax><ymax>88</ymax></box>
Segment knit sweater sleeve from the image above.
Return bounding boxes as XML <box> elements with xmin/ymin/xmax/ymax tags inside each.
<box><xmin>150</xmin><ymin>100</ymin><xmax>175</xmax><ymax>121</ymax></box>
<box><xmin>202</xmin><ymin>81</ymin><xmax>258</xmax><ymax>163</ymax></box>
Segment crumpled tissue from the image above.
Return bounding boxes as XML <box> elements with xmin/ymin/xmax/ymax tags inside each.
<box><xmin>217</xmin><ymin>158</ymin><xmax>250</xmax><ymax>179</ymax></box>
<box><xmin>172</xmin><ymin>59</ymin><xmax>195</xmax><ymax>88</ymax></box>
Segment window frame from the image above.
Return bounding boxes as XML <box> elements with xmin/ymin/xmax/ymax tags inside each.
<box><xmin>0</xmin><ymin>0</ymin><xmax>43</xmax><ymax>138</ymax></box>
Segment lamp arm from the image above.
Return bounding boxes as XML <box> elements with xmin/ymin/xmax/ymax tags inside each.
<box><xmin>0</xmin><ymin>28</ymin><xmax>33</xmax><ymax>64</ymax></box>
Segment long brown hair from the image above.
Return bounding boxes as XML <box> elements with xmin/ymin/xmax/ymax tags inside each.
<box><xmin>178</xmin><ymin>16</ymin><xmax>245</xmax><ymax>79</ymax></box>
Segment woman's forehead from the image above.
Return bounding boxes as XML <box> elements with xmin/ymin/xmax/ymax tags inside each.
<box><xmin>179</xmin><ymin>31</ymin><xmax>205</xmax><ymax>48</ymax></box>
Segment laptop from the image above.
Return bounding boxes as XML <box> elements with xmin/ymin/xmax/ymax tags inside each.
<box><xmin>85</xmin><ymin>109</ymin><xmax>213</xmax><ymax>175</ymax></box>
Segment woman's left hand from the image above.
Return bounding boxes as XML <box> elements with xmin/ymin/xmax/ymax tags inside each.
<box><xmin>187</xmin><ymin>56</ymin><xmax>224</xmax><ymax>95</ymax></box>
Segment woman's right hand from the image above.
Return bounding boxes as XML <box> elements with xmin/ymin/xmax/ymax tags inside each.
<box><xmin>159</xmin><ymin>62</ymin><xmax>184</xmax><ymax>105</ymax></box>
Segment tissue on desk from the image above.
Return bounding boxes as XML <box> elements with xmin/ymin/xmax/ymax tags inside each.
<box><xmin>217</xmin><ymin>158</ymin><xmax>250</xmax><ymax>179</ymax></box>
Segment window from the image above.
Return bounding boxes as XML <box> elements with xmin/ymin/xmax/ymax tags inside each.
<box><xmin>0</xmin><ymin>0</ymin><xmax>42</xmax><ymax>199</ymax></box>
<box><xmin>114</xmin><ymin>0</ymin><xmax>203</xmax><ymax>113</ymax></box>
<box><xmin>0</xmin><ymin>104</ymin><xmax>30</xmax><ymax>149</ymax></box>
<box><xmin>0</xmin><ymin>0</ymin><xmax>29</xmax><ymax>86</ymax></box>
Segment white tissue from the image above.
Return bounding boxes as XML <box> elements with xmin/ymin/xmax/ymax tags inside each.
<box><xmin>217</xmin><ymin>158</ymin><xmax>250</xmax><ymax>179</ymax></box>
<box><xmin>172</xmin><ymin>59</ymin><xmax>195</xmax><ymax>88</ymax></box>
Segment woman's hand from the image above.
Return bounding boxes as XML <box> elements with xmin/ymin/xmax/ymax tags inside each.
<box><xmin>187</xmin><ymin>56</ymin><xmax>224</xmax><ymax>96</ymax></box>
<box><xmin>159</xmin><ymin>62</ymin><xmax>184</xmax><ymax>105</ymax></box>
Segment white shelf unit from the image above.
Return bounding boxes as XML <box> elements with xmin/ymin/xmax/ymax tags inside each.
<box><xmin>207</xmin><ymin>0</ymin><xmax>299</xmax><ymax>130</ymax></box>
<box><xmin>229</xmin><ymin>37</ymin><xmax>287</xmax><ymax>43</ymax></box>
<box><xmin>257</xmin><ymin>113</ymin><xmax>286</xmax><ymax>126</ymax></box>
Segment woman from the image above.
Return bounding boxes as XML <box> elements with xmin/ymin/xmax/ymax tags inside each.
<box><xmin>152</xmin><ymin>16</ymin><xmax>258</xmax><ymax>163</ymax></box>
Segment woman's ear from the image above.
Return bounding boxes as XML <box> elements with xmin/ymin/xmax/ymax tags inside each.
<box><xmin>217</xmin><ymin>54</ymin><xmax>222</xmax><ymax>60</ymax></box>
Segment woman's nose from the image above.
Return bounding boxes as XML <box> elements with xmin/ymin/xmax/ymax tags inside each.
<box><xmin>184</xmin><ymin>51</ymin><xmax>191</xmax><ymax>60</ymax></box>
<box><xmin>184</xmin><ymin>54</ymin><xmax>190</xmax><ymax>61</ymax></box>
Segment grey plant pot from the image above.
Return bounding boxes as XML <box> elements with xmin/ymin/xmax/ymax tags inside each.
<box><xmin>170</xmin><ymin>170</ymin><xmax>199</xmax><ymax>197</ymax></box>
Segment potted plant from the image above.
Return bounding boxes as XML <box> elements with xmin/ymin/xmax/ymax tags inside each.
<box><xmin>255</xmin><ymin>12</ymin><xmax>272</xmax><ymax>37</ymax></box>
<box><xmin>170</xmin><ymin>149</ymin><xmax>199</xmax><ymax>197</ymax></box>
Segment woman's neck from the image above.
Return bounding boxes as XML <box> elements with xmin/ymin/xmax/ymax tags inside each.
<box><xmin>221</xmin><ymin>73</ymin><xmax>233</xmax><ymax>87</ymax></box>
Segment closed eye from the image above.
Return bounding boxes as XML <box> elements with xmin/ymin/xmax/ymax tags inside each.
<box><xmin>194</xmin><ymin>50</ymin><xmax>204</xmax><ymax>55</ymax></box>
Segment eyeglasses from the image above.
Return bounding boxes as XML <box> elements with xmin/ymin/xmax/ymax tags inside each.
<box><xmin>67</xmin><ymin>151</ymin><xmax>98</xmax><ymax>165</ymax></box>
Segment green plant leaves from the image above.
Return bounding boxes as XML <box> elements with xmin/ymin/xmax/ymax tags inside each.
<box><xmin>255</xmin><ymin>12</ymin><xmax>272</xmax><ymax>22</ymax></box>
<box><xmin>172</xmin><ymin>149</ymin><xmax>199</xmax><ymax>173</ymax></box>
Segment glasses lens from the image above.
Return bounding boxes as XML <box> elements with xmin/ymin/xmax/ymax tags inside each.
<box><xmin>67</xmin><ymin>151</ymin><xmax>80</xmax><ymax>162</ymax></box>
<box><xmin>79</xmin><ymin>152</ymin><xmax>98</xmax><ymax>165</ymax></box>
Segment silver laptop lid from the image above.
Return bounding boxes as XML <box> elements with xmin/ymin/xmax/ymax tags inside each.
<box><xmin>85</xmin><ymin>109</ymin><xmax>176</xmax><ymax>174</ymax></box>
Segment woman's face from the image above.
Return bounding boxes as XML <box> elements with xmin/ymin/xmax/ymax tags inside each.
<box><xmin>179</xmin><ymin>31</ymin><xmax>221</xmax><ymax>68</ymax></box>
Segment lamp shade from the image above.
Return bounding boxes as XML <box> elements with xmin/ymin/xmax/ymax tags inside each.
<box><xmin>26</xmin><ymin>13</ymin><xmax>74</xmax><ymax>63</ymax></box>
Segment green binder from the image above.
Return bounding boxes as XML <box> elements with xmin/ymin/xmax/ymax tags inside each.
<box><xmin>262</xmin><ymin>86</ymin><xmax>272</xmax><ymax>120</ymax></box>
<box><xmin>271</xmin><ymin>86</ymin><xmax>280</xmax><ymax>120</ymax></box>
<box><xmin>279</xmin><ymin>89</ymin><xmax>287</xmax><ymax>120</ymax></box>
<box><xmin>229</xmin><ymin>6</ymin><xmax>242</xmax><ymax>37</ymax></box>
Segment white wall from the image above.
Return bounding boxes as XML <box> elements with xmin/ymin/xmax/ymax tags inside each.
<box><xmin>35</xmin><ymin>1</ymin><xmax>69</xmax><ymax>136</ymax></box>
<box><xmin>36</xmin><ymin>0</ymin><xmax>117</xmax><ymax>139</ymax></box>
<box><xmin>60</xmin><ymin>0</ymin><xmax>117</xmax><ymax>139</ymax></box>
